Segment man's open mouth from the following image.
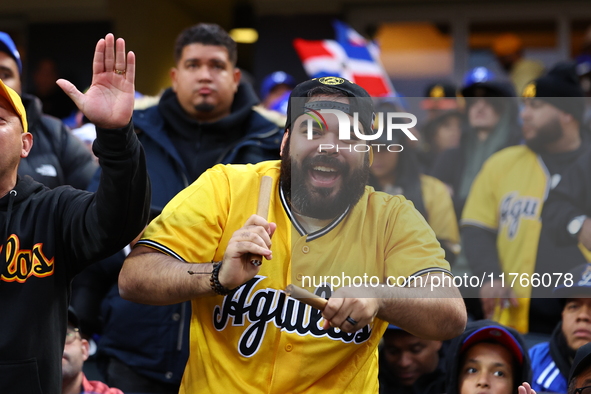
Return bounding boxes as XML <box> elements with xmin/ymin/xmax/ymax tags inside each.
<box><xmin>309</xmin><ymin>165</ymin><xmax>340</xmax><ymax>186</ymax></box>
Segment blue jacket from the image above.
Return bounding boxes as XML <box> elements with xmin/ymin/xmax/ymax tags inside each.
<box><xmin>132</xmin><ymin>88</ymin><xmax>283</xmax><ymax>211</ymax></box>
<box><xmin>529</xmin><ymin>342</ymin><xmax>568</xmax><ymax>393</ymax></box>
<box><xmin>86</xmin><ymin>83</ymin><xmax>283</xmax><ymax>385</ymax></box>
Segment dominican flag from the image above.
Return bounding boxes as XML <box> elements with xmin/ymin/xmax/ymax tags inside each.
<box><xmin>293</xmin><ymin>21</ymin><xmax>395</xmax><ymax>97</ymax></box>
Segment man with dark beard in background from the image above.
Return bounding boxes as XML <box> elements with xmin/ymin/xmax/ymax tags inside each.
<box><xmin>461</xmin><ymin>62</ymin><xmax>591</xmax><ymax>337</ymax></box>
<box><xmin>117</xmin><ymin>77</ymin><xmax>466</xmax><ymax>394</ymax></box>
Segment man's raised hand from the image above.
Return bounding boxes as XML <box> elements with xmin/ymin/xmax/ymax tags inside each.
<box><xmin>56</xmin><ymin>33</ymin><xmax>135</xmax><ymax>129</ymax></box>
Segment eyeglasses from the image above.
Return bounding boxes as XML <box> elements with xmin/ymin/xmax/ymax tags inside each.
<box><xmin>575</xmin><ymin>386</ymin><xmax>591</xmax><ymax>394</ymax></box>
<box><xmin>65</xmin><ymin>328</ymin><xmax>80</xmax><ymax>344</ymax></box>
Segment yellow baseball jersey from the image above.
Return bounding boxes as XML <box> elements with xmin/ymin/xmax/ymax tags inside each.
<box><xmin>139</xmin><ymin>160</ymin><xmax>451</xmax><ymax>394</ymax></box>
<box><xmin>420</xmin><ymin>174</ymin><xmax>460</xmax><ymax>248</ymax></box>
<box><xmin>461</xmin><ymin>146</ymin><xmax>591</xmax><ymax>333</ymax></box>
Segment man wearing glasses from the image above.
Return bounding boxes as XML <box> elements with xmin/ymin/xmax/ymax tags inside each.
<box><xmin>62</xmin><ymin>308</ymin><xmax>123</xmax><ymax>394</ymax></box>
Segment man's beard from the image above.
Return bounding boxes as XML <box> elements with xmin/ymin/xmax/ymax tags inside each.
<box><xmin>524</xmin><ymin>116</ymin><xmax>563</xmax><ymax>153</ymax></box>
<box><xmin>195</xmin><ymin>102</ymin><xmax>215</xmax><ymax>112</ymax></box>
<box><xmin>280</xmin><ymin>139</ymin><xmax>369</xmax><ymax>220</ymax></box>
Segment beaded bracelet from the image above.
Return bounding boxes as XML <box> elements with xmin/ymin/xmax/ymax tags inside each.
<box><xmin>209</xmin><ymin>261</ymin><xmax>236</xmax><ymax>296</ymax></box>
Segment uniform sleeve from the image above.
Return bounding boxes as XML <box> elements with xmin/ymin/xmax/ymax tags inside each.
<box><xmin>462</xmin><ymin>226</ymin><xmax>502</xmax><ymax>277</ymax></box>
<box><xmin>460</xmin><ymin>157</ymin><xmax>503</xmax><ymax>276</ymax></box>
<box><xmin>384</xmin><ymin>198</ymin><xmax>451</xmax><ymax>282</ymax></box>
<box><xmin>460</xmin><ymin>157</ymin><xmax>500</xmax><ymax>231</ymax></box>
<box><xmin>138</xmin><ymin>167</ymin><xmax>230</xmax><ymax>263</ymax></box>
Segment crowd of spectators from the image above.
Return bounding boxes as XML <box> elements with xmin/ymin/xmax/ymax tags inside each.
<box><xmin>2</xmin><ymin>21</ymin><xmax>591</xmax><ymax>394</ymax></box>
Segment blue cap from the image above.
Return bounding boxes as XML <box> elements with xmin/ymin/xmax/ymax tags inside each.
<box><xmin>463</xmin><ymin>67</ymin><xmax>495</xmax><ymax>88</ymax></box>
<box><xmin>0</xmin><ymin>32</ymin><xmax>22</xmax><ymax>74</ymax></box>
<box><xmin>268</xmin><ymin>89</ymin><xmax>290</xmax><ymax>115</ymax></box>
<box><xmin>461</xmin><ymin>325</ymin><xmax>524</xmax><ymax>365</ymax></box>
<box><xmin>260</xmin><ymin>71</ymin><xmax>296</xmax><ymax>100</ymax></box>
<box><xmin>554</xmin><ymin>263</ymin><xmax>591</xmax><ymax>298</ymax></box>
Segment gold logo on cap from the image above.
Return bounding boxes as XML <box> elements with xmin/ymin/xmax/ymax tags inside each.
<box><xmin>522</xmin><ymin>83</ymin><xmax>536</xmax><ymax>98</ymax></box>
<box><xmin>430</xmin><ymin>85</ymin><xmax>445</xmax><ymax>98</ymax></box>
<box><xmin>319</xmin><ymin>76</ymin><xmax>345</xmax><ymax>85</ymax></box>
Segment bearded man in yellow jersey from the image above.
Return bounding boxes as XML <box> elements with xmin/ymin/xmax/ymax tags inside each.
<box><xmin>462</xmin><ymin>62</ymin><xmax>591</xmax><ymax>335</ymax></box>
<box><xmin>119</xmin><ymin>77</ymin><xmax>466</xmax><ymax>394</ymax></box>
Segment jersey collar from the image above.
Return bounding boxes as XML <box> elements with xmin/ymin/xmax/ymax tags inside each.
<box><xmin>279</xmin><ymin>182</ymin><xmax>350</xmax><ymax>241</ymax></box>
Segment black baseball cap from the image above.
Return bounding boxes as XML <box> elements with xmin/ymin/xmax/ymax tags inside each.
<box><xmin>522</xmin><ymin>61</ymin><xmax>585</xmax><ymax>123</ymax></box>
<box><xmin>421</xmin><ymin>82</ymin><xmax>460</xmax><ymax>110</ymax></box>
<box><xmin>68</xmin><ymin>306</ymin><xmax>80</xmax><ymax>329</ymax></box>
<box><xmin>284</xmin><ymin>76</ymin><xmax>374</xmax><ymax>136</ymax></box>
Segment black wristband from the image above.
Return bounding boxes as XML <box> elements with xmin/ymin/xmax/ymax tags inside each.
<box><xmin>210</xmin><ymin>261</ymin><xmax>236</xmax><ymax>296</ymax></box>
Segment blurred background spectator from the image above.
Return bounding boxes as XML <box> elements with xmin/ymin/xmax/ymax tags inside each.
<box><xmin>492</xmin><ymin>33</ymin><xmax>545</xmax><ymax>95</ymax></box>
<box><xmin>368</xmin><ymin>105</ymin><xmax>460</xmax><ymax>264</ymax></box>
<box><xmin>259</xmin><ymin>70</ymin><xmax>296</xmax><ymax>114</ymax></box>
<box><xmin>432</xmin><ymin>67</ymin><xmax>520</xmax><ymax>219</ymax></box>
<box><xmin>31</xmin><ymin>57</ymin><xmax>77</xmax><ymax>119</ymax></box>
<box><xmin>529</xmin><ymin>264</ymin><xmax>591</xmax><ymax>393</ymax></box>
<box><xmin>379</xmin><ymin>325</ymin><xmax>447</xmax><ymax>394</ymax></box>
<box><xmin>461</xmin><ymin>63</ymin><xmax>591</xmax><ymax>338</ymax></box>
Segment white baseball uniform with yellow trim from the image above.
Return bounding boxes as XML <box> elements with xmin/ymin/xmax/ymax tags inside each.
<box><xmin>138</xmin><ymin>160</ymin><xmax>451</xmax><ymax>393</ymax></box>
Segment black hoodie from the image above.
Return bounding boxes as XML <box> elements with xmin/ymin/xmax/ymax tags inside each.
<box><xmin>379</xmin><ymin>338</ymin><xmax>449</xmax><ymax>394</ymax></box>
<box><xmin>445</xmin><ymin>320</ymin><xmax>532</xmax><ymax>394</ymax></box>
<box><xmin>0</xmin><ymin>123</ymin><xmax>150</xmax><ymax>394</ymax></box>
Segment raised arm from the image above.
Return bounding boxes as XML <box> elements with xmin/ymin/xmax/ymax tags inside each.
<box><xmin>55</xmin><ymin>34</ymin><xmax>150</xmax><ymax>265</ymax></box>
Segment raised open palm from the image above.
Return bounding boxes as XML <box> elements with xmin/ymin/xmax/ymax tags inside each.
<box><xmin>56</xmin><ymin>33</ymin><xmax>135</xmax><ymax>129</ymax></box>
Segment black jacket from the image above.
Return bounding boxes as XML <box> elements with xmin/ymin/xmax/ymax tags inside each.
<box><xmin>543</xmin><ymin>147</ymin><xmax>591</xmax><ymax>246</ymax></box>
<box><xmin>445</xmin><ymin>320</ymin><xmax>532</xmax><ymax>394</ymax></box>
<box><xmin>0</xmin><ymin>123</ymin><xmax>150</xmax><ymax>394</ymax></box>
<box><xmin>18</xmin><ymin>93</ymin><xmax>98</xmax><ymax>189</ymax></box>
